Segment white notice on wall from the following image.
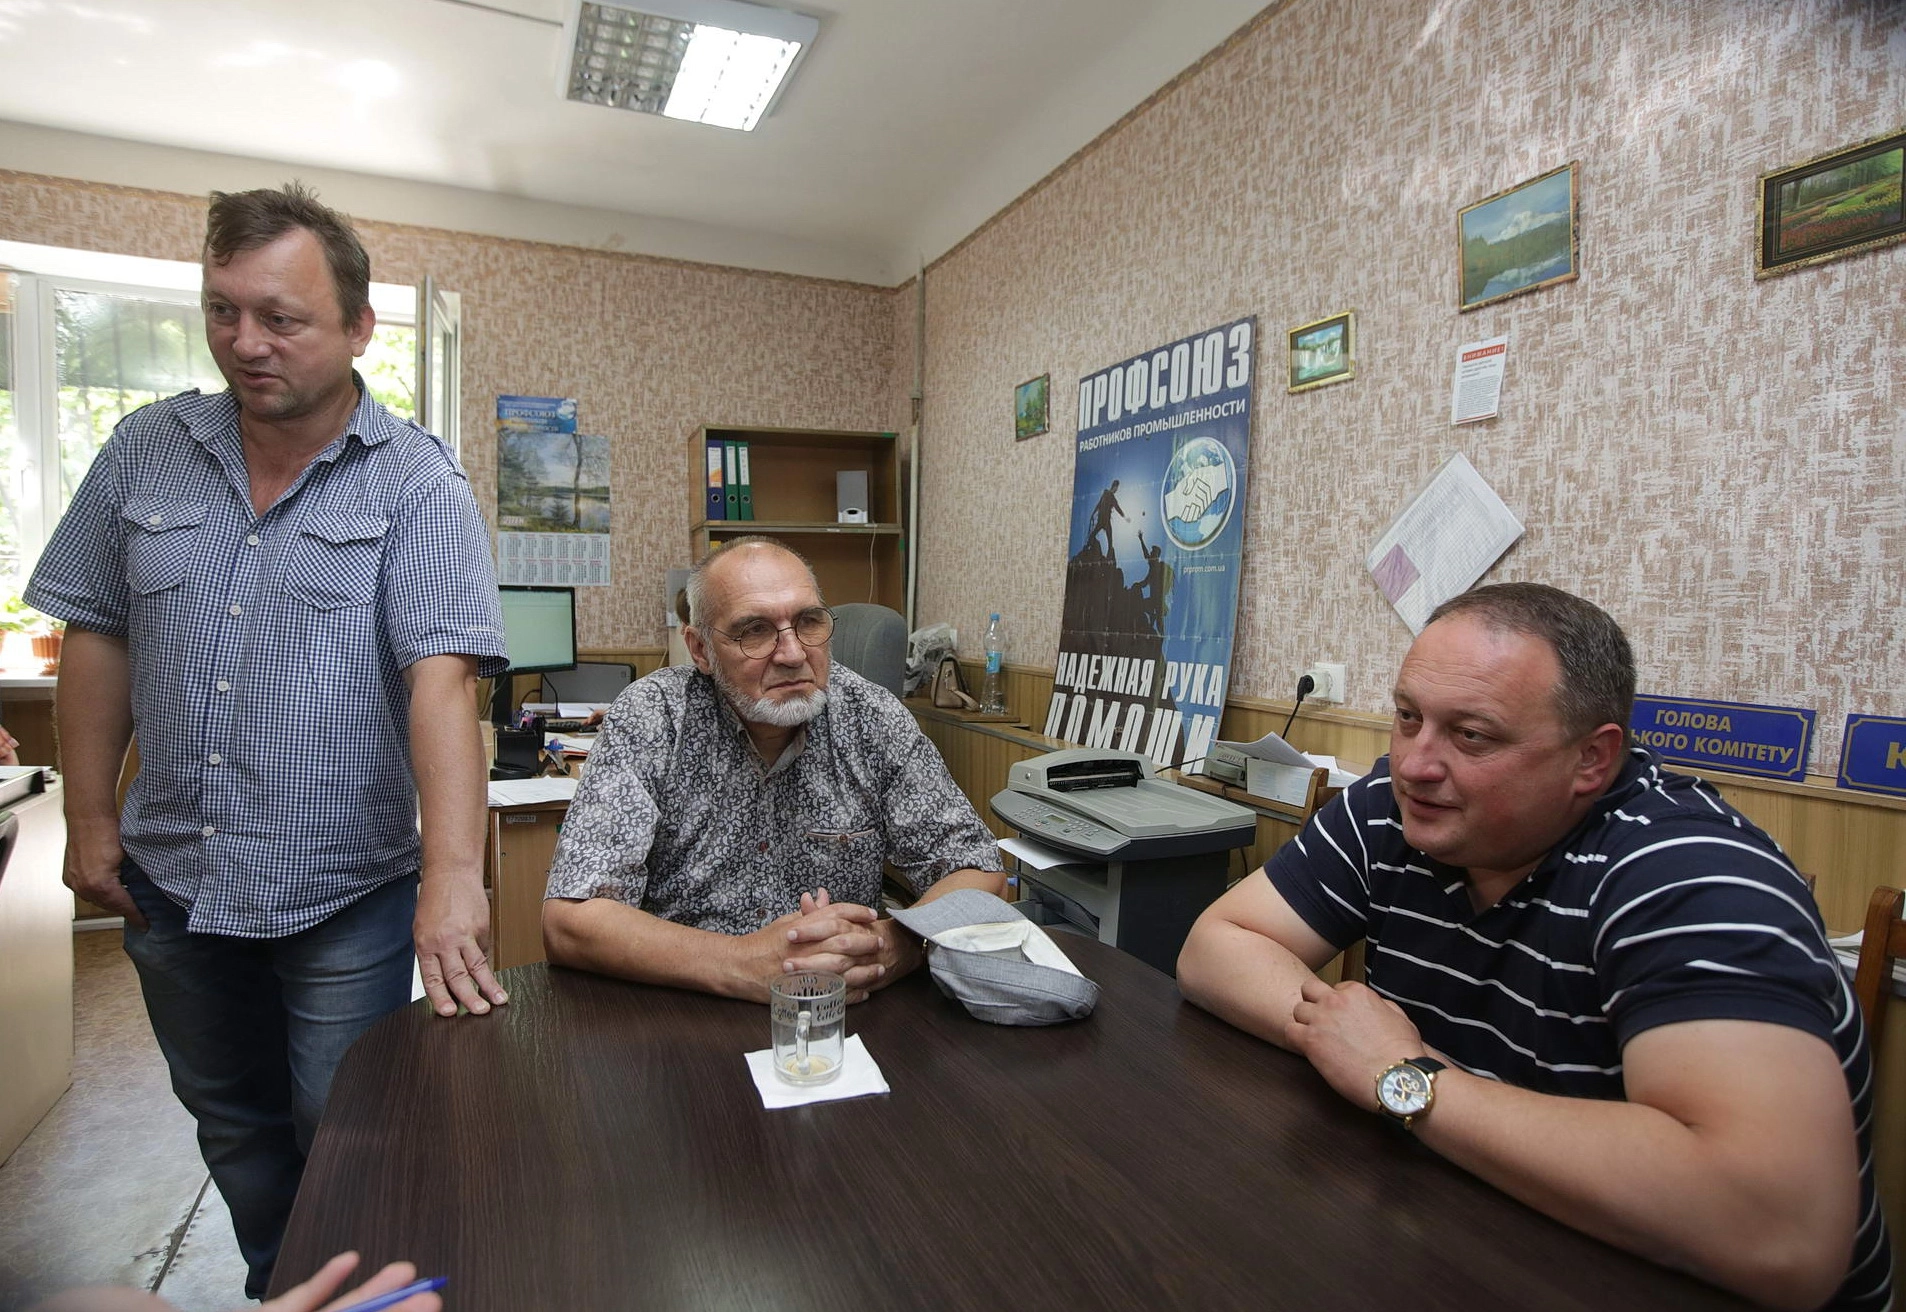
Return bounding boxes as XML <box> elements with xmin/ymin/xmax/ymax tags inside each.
<box><xmin>1366</xmin><ymin>453</ymin><xmax>1524</xmax><ymax>632</ymax></box>
<box><xmin>1450</xmin><ymin>335</ymin><xmax>1508</xmax><ymax>424</ymax></box>
<box><xmin>496</xmin><ymin>531</ymin><xmax>612</xmax><ymax>586</ymax></box>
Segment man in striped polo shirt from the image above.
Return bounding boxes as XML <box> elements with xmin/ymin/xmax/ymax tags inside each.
<box><xmin>1179</xmin><ymin>583</ymin><xmax>1889</xmax><ymax>1311</ymax></box>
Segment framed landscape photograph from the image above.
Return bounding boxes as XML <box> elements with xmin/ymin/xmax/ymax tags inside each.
<box><xmin>1757</xmin><ymin>128</ymin><xmax>1906</xmax><ymax>277</ymax></box>
<box><xmin>1287</xmin><ymin>311</ymin><xmax>1355</xmax><ymax>392</ymax></box>
<box><xmin>1458</xmin><ymin>162</ymin><xmax>1579</xmax><ymax>312</ymax></box>
<box><xmin>1015</xmin><ymin>373</ymin><xmax>1050</xmax><ymax>440</ymax></box>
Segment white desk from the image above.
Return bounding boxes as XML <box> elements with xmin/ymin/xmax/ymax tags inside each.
<box><xmin>0</xmin><ymin>674</ymin><xmax>56</xmax><ymax>698</ymax></box>
<box><xmin>0</xmin><ymin>775</ymin><xmax>70</xmax><ymax>1160</ymax></box>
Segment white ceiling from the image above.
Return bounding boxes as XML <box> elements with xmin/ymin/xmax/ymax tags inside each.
<box><xmin>0</xmin><ymin>0</ymin><xmax>1269</xmax><ymax>284</ymax></box>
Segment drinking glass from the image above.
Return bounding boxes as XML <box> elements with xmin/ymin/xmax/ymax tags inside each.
<box><xmin>770</xmin><ymin>971</ymin><xmax>846</xmax><ymax>1085</ymax></box>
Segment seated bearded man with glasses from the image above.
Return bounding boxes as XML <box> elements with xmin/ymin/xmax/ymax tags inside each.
<box><xmin>543</xmin><ymin>537</ymin><xmax>1006</xmax><ymax>1001</ymax></box>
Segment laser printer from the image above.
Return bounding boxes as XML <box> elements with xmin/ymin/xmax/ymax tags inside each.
<box><xmin>990</xmin><ymin>748</ymin><xmax>1256</xmax><ymax>974</ymax></box>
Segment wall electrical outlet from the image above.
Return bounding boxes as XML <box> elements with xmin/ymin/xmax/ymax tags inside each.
<box><xmin>1307</xmin><ymin>662</ymin><xmax>1347</xmax><ymax>703</ymax></box>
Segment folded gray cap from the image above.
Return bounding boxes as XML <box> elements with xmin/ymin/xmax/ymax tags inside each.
<box><xmin>890</xmin><ymin>888</ymin><xmax>1099</xmax><ymax>1026</ymax></box>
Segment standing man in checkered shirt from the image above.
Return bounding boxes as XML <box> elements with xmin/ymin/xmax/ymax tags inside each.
<box><xmin>26</xmin><ymin>183</ymin><xmax>508</xmax><ymax>1298</ymax></box>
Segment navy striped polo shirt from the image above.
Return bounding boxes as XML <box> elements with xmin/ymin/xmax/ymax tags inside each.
<box><xmin>1266</xmin><ymin>748</ymin><xmax>1890</xmax><ymax>1311</ymax></box>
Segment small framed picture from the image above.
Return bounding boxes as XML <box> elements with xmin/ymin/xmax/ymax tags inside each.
<box><xmin>1458</xmin><ymin>161</ymin><xmax>1579</xmax><ymax>312</ymax></box>
<box><xmin>1756</xmin><ymin>128</ymin><xmax>1906</xmax><ymax>278</ymax></box>
<box><xmin>1287</xmin><ymin>311</ymin><xmax>1355</xmax><ymax>392</ymax></box>
<box><xmin>1014</xmin><ymin>373</ymin><xmax>1050</xmax><ymax>440</ymax></box>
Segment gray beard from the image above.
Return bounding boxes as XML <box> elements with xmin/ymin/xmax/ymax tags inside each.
<box><xmin>710</xmin><ymin>661</ymin><xmax>829</xmax><ymax>727</ymax></box>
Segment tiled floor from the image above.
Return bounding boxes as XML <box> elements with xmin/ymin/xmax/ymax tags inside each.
<box><xmin>0</xmin><ymin>929</ymin><xmax>251</xmax><ymax>1311</ymax></box>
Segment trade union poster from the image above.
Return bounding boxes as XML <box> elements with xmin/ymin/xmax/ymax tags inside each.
<box><xmin>1045</xmin><ymin>317</ymin><xmax>1257</xmax><ymax>769</ymax></box>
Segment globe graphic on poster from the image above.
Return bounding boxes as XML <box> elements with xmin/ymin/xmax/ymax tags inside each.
<box><xmin>1160</xmin><ymin>434</ymin><xmax>1236</xmax><ymax>551</ymax></box>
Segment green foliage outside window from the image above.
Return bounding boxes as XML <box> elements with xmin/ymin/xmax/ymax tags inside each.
<box><xmin>360</xmin><ymin>323</ymin><xmax>417</xmax><ymax>420</ymax></box>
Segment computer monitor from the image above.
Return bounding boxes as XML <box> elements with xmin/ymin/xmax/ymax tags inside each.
<box><xmin>492</xmin><ymin>586</ymin><xmax>577</xmax><ymax>724</ymax></box>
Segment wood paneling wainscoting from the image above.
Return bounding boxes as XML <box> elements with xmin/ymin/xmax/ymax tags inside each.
<box><xmin>593</xmin><ymin>647</ymin><xmax>670</xmax><ymax>679</ymax></box>
<box><xmin>951</xmin><ymin>663</ymin><xmax>1906</xmax><ymax>934</ymax></box>
<box><xmin>935</xmin><ymin>662</ymin><xmax>1906</xmax><ymax>1264</ymax></box>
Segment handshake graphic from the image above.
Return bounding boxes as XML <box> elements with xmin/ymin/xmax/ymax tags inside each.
<box><xmin>1164</xmin><ymin>461</ymin><xmax>1230</xmax><ymax>525</ymax></box>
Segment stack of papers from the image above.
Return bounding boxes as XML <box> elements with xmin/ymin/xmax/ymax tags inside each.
<box><xmin>1200</xmin><ymin>732</ymin><xmax>1362</xmax><ymax>806</ymax></box>
<box><xmin>521</xmin><ymin>702</ymin><xmax>611</xmax><ymax>718</ymax></box>
<box><xmin>486</xmin><ymin>777</ymin><xmax>578</xmax><ymax>807</ymax></box>
<box><xmin>1302</xmin><ymin>754</ymin><xmax>1362</xmax><ymax>788</ymax></box>
<box><xmin>999</xmin><ymin>835</ymin><xmax>1105</xmax><ymax>882</ymax></box>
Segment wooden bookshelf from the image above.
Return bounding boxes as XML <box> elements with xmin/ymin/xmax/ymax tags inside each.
<box><xmin>690</xmin><ymin>424</ymin><xmax>905</xmax><ymax>612</ymax></box>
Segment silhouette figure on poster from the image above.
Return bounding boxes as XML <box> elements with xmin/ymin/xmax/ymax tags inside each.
<box><xmin>1087</xmin><ymin>480</ymin><xmax>1128</xmax><ymax>558</ymax></box>
<box><xmin>1064</xmin><ymin>517</ymin><xmax>1175</xmax><ymax>651</ymax></box>
<box><xmin>1131</xmin><ymin>532</ymin><xmax>1174</xmax><ymax>635</ymax></box>
<box><xmin>1059</xmin><ymin>520</ymin><xmax>1177</xmax><ymax>756</ymax></box>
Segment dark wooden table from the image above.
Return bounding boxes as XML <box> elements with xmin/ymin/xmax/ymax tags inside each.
<box><xmin>273</xmin><ymin>937</ymin><xmax>1745</xmax><ymax>1310</ymax></box>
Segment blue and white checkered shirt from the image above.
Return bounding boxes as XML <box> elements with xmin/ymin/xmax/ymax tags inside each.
<box><xmin>27</xmin><ymin>381</ymin><xmax>507</xmax><ymax>938</ymax></box>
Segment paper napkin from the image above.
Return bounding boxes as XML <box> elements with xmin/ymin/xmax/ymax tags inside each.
<box><xmin>744</xmin><ymin>1034</ymin><xmax>890</xmax><ymax>1108</ymax></box>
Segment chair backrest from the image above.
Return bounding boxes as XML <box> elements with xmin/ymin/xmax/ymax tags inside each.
<box><xmin>830</xmin><ymin>603</ymin><xmax>906</xmax><ymax>696</ymax></box>
<box><xmin>542</xmin><ymin>661</ymin><xmax>636</xmax><ymax>704</ymax></box>
<box><xmin>1853</xmin><ymin>885</ymin><xmax>1905</xmax><ymax>1049</ymax></box>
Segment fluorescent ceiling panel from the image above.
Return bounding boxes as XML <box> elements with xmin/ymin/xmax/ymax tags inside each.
<box><xmin>564</xmin><ymin>0</ymin><xmax>817</xmax><ymax>131</ymax></box>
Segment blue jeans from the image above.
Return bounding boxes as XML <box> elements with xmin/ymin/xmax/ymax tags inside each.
<box><xmin>121</xmin><ymin>861</ymin><xmax>417</xmax><ymax>1299</ymax></box>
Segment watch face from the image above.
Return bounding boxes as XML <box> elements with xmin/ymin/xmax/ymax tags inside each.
<box><xmin>1379</xmin><ymin>1063</ymin><xmax>1433</xmax><ymax>1116</ymax></box>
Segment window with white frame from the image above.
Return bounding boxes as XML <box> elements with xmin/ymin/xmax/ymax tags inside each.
<box><xmin>0</xmin><ymin>240</ymin><xmax>433</xmax><ymax>599</ymax></box>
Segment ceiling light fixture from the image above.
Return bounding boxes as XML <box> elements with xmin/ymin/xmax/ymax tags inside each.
<box><xmin>562</xmin><ymin>0</ymin><xmax>818</xmax><ymax>132</ymax></box>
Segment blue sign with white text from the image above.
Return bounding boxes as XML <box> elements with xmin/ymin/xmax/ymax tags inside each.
<box><xmin>1838</xmin><ymin>714</ymin><xmax>1906</xmax><ymax>797</ymax></box>
<box><xmin>1629</xmin><ymin>695</ymin><xmax>1813</xmax><ymax>782</ymax></box>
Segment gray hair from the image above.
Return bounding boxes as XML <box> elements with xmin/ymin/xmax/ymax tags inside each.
<box><xmin>1425</xmin><ymin>582</ymin><xmax>1634</xmax><ymax>743</ymax></box>
<box><xmin>684</xmin><ymin>536</ymin><xmax>824</xmax><ymax>628</ymax></box>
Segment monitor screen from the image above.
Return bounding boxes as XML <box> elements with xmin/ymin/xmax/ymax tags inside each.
<box><xmin>498</xmin><ymin>586</ymin><xmax>577</xmax><ymax>674</ymax></box>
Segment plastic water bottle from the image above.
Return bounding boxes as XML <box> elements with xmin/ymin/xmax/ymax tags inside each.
<box><xmin>981</xmin><ymin>613</ymin><xmax>1008</xmax><ymax>714</ymax></box>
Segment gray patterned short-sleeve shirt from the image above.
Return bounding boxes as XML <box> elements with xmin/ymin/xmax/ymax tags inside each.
<box><xmin>544</xmin><ymin>663</ymin><xmax>1000</xmax><ymax>934</ymax></box>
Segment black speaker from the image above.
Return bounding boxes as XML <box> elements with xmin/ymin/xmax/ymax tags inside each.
<box><xmin>491</xmin><ymin>728</ymin><xmax>543</xmax><ymax>780</ymax></box>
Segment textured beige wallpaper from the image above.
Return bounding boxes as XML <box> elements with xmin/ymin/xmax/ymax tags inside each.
<box><xmin>887</xmin><ymin>275</ymin><xmax>923</xmax><ymax>614</ymax></box>
<box><xmin>3</xmin><ymin>0</ymin><xmax>1902</xmax><ymax>771</ymax></box>
<box><xmin>913</xmin><ymin>0</ymin><xmax>1906</xmax><ymax>772</ymax></box>
<box><xmin>0</xmin><ymin>170</ymin><xmax>901</xmax><ymax>650</ymax></box>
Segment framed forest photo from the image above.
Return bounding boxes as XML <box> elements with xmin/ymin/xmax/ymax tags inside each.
<box><xmin>1458</xmin><ymin>162</ymin><xmax>1579</xmax><ymax>312</ymax></box>
<box><xmin>1757</xmin><ymin>129</ymin><xmax>1906</xmax><ymax>277</ymax></box>
<box><xmin>1015</xmin><ymin>373</ymin><xmax>1050</xmax><ymax>440</ymax></box>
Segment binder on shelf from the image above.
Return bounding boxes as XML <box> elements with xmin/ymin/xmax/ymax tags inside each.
<box><xmin>705</xmin><ymin>439</ymin><xmax>725</xmax><ymax>522</ymax></box>
<box><xmin>736</xmin><ymin>442</ymin><xmax>755</xmax><ymax>520</ymax></box>
<box><xmin>723</xmin><ymin>442</ymin><xmax>741</xmax><ymax>521</ymax></box>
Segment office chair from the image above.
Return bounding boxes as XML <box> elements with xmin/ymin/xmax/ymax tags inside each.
<box><xmin>830</xmin><ymin>603</ymin><xmax>906</xmax><ymax>696</ymax></box>
<box><xmin>542</xmin><ymin>661</ymin><xmax>636</xmax><ymax>704</ymax></box>
<box><xmin>1854</xmin><ymin>885</ymin><xmax>1905</xmax><ymax>1053</ymax></box>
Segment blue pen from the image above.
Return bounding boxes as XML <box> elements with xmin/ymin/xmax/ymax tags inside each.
<box><xmin>329</xmin><ymin>1276</ymin><xmax>447</xmax><ymax>1312</ymax></box>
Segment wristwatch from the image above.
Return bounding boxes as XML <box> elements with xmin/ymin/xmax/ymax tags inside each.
<box><xmin>1375</xmin><ymin>1056</ymin><xmax>1446</xmax><ymax>1130</ymax></box>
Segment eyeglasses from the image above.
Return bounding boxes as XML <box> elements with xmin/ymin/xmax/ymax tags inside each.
<box><xmin>711</xmin><ymin>606</ymin><xmax>834</xmax><ymax>659</ymax></box>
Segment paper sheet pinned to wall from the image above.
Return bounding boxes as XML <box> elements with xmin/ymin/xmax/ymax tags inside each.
<box><xmin>1366</xmin><ymin>453</ymin><xmax>1523</xmax><ymax>632</ymax></box>
<box><xmin>1450</xmin><ymin>336</ymin><xmax>1508</xmax><ymax>424</ymax></box>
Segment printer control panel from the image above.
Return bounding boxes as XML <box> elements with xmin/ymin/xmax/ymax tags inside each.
<box><xmin>991</xmin><ymin>790</ymin><xmax>1127</xmax><ymax>858</ymax></box>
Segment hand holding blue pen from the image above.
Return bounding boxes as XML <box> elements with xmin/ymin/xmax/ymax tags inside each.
<box><xmin>23</xmin><ymin>1252</ymin><xmax>442</xmax><ymax>1312</ymax></box>
<box><xmin>325</xmin><ymin>1277</ymin><xmax>447</xmax><ymax>1312</ymax></box>
<box><xmin>258</xmin><ymin>1252</ymin><xmax>443</xmax><ymax>1312</ymax></box>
